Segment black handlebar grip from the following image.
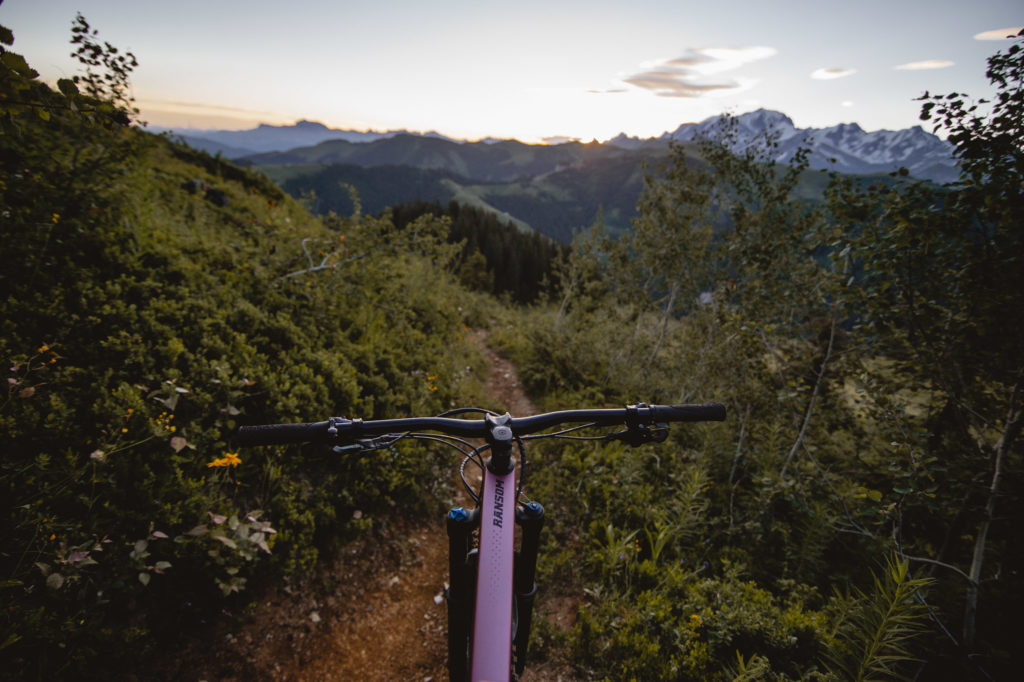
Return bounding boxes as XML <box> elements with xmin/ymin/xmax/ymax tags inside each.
<box><xmin>237</xmin><ymin>421</ymin><xmax>330</xmax><ymax>446</ymax></box>
<box><xmin>652</xmin><ymin>403</ymin><xmax>726</xmax><ymax>422</ymax></box>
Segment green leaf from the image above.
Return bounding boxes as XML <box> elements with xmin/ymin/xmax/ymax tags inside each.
<box><xmin>1</xmin><ymin>50</ymin><xmax>37</xmax><ymax>78</ymax></box>
<box><xmin>0</xmin><ymin>25</ymin><xmax>14</xmax><ymax>46</ymax></box>
<box><xmin>212</xmin><ymin>535</ymin><xmax>237</xmax><ymax>549</ymax></box>
<box><xmin>57</xmin><ymin>78</ymin><xmax>79</xmax><ymax>97</ymax></box>
<box><xmin>138</xmin><ymin>572</ymin><xmax>150</xmax><ymax>586</ymax></box>
<box><xmin>1</xmin><ymin>632</ymin><xmax>22</xmax><ymax>651</ymax></box>
<box><xmin>46</xmin><ymin>573</ymin><xmax>65</xmax><ymax>590</ymax></box>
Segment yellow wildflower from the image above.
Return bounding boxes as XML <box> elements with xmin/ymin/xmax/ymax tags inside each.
<box><xmin>51</xmin><ymin>213</ymin><xmax>60</xmax><ymax>224</ymax></box>
<box><xmin>207</xmin><ymin>452</ymin><xmax>242</xmax><ymax>468</ymax></box>
<box><xmin>38</xmin><ymin>344</ymin><xmax>49</xmax><ymax>353</ymax></box>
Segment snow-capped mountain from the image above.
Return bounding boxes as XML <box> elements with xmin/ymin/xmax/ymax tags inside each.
<box><xmin>163</xmin><ymin>109</ymin><xmax>959</xmax><ymax>184</ymax></box>
<box><xmin>651</xmin><ymin>109</ymin><xmax>958</xmax><ymax>184</ymax></box>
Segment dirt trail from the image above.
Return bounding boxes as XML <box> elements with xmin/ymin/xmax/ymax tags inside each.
<box><xmin>165</xmin><ymin>330</ymin><xmax>569</xmax><ymax>681</ymax></box>
<box><xmin>470</xmin><ymin>329</ymin><xmax>538</xmax><ymax>418</ymax></box>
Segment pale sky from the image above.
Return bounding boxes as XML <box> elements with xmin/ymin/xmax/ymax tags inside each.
<box><xmin>2</xmin><ymin>0</ymin><xmax>1021</xmax><ymax>142</ymax></box>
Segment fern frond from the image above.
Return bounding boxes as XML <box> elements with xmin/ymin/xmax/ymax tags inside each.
<box><xmin>825</xmin><ymin>554</ymin><xmax>933</xmax><ymax>681</ymax></box>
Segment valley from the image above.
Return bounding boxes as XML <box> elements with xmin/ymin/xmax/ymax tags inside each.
<box><xmin>174</xmin><ymin>110</ymin><xmax>951</xmax><ymax>242</ymax></box>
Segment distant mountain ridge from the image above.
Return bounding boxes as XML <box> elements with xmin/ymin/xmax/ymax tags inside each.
<box><xmin>160</xmin><ymin>119</ymin><xmax>456</xmax><ymax>157</ymax></box>
<box><xmin>165</xmin><ymin>109</ymin><xmax>959</xmax><ymax>184</ymax></box>
<box><xmin>241</xmin><ymin>134</ymin><xmax>637</xmax><ymax>183</ymax></box>
<box><xmin>167</xmin><ymin>110</ymin><xmax>958</xmax><ymax>242</ymax></box>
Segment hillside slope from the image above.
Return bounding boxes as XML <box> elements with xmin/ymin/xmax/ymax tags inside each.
<box><xmin>244</xmin><ymin>133</ymin><xmax>632</xmax><ymax>183</ymax></box>
<box><xmin>1</xmin><ymin>33</ymin><xmax>474</xmax><ymax>677</ymax></box>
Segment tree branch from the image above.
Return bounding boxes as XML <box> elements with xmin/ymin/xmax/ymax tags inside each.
<box><xmin>902</xmin><ymin>554</ymin><xmax>974</xmax><ymax>584</ymax></box>
<box><xmin>781</xmin><ymin>314</ymin><xmax>837</xmax><ymax>476</ymax></box>
<box><xmin>963</xmin><ymin>374</ymin><xmax>1023</xmax><ymax>646</ymax></box>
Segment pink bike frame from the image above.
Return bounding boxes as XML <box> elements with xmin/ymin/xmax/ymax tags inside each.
<box><xmin>470</xmin><ymin>464</ymin><xmax>516</xmax><ymax>681</ymax></box>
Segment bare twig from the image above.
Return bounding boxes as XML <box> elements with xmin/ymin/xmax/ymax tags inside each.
<box><xmin>728</xmin><ymin>405</ymin><xmax>751</xmax><ymax>529</ymax></box>
<box><xmin>902</xmin><ymin>554</ymin><xmax>974</xmax><ymax>584</ymax></box>
<box><xmin>781</xmin><ymin>314</ymin><xmax>837</xmax><ymax>476</ymax></box>
<box><xmin>281</xmin><ymin>252</ymin><xmax>368</xmax><ymax>279</ymax></box>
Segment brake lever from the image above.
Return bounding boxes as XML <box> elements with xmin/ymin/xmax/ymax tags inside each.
<box><xmin>332</xmin><ymin>435</ymin><xmax>397</xmax><ymax>454</ymax></box>
<box><xmin>606</xmin><ymin>423</ymin><xmax>669</xmax><ymax>447</ymax></box>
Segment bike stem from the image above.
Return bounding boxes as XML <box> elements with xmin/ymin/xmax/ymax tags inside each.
<box><xmin>485</xmin><ymin>412</ymin><xmax>515</xmax><ymax>475</ymax></box>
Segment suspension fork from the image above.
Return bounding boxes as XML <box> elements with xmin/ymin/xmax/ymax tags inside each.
<box><xmin>447</xmin><ymin>500</ymin><xmax>546</xmax><ymax>681</ymax></box>
<box><xmin>446</xmin><ymin>506</ymin><xmax>479</xmax><ymax>682</ymax></box>
<box><xmin>513</xmin><ymin>501</ymin><xmax>545</xmax><ymax>677</ymax></box>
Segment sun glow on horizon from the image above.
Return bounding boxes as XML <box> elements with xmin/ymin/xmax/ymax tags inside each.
<box><xmin>6</xmin><ymin>0</ymin><xmax>1022</xmax><ymax>143</ymax></box>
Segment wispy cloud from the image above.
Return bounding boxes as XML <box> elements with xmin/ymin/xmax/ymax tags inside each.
<box><xmin>974</xmin><ymin>27</ymin><xmax>1023</xmax><ymax>40</ymax></box>
<box><xmin>682</xmin><ymin>46</ymin><xmax>777</xmax><ymax>75</ymax></box>
<box><xmin>587</xmin><ymin>88</ymin><xmax>628</xmax><ymax>95</ymax></box>
<box><xmin>622</xmin><ymin>46</ymin><xmax>776</xmax><ymax>98</ymax></box>
<box><xmin>894</xmin><ymin>59</ymin><xmax>954</xmax><ymax>70</ymax></box>
<box><xmin>622</xmin><ymin>72</ymin><xmax>735</xmax><ymax>97</ymax></box>
<box><xmin>138</xmin><ymin>99</ymin><xmax>281</xmax><ymax>116</ymax></box>
<box><xmin>810</xmin><ymin>68</ymin><xmax>856</xmax><ymax>80</ymax></box>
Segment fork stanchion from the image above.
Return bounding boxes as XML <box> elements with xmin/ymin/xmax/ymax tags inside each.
<box><xmin>513</xmin><ymin>501</ymin><xmax>545</xmax><ymax>676</ymax></box>
<box><xmin>446</xmin><ymin>506</ymin><xmax>479</xmax><ymax>682</ymax></box>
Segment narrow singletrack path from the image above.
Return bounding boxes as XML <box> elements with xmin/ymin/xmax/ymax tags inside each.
<box><xmin>162</xmin><ymin>329</ymin><xmax>572</xmax><ymax>681</ymax></box>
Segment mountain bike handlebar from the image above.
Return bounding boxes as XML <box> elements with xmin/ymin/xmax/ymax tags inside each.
<box><xmin>237</xmin><ymin>402</ymin><xmax>725</xmax><ymax>682</ymax></box>
<box><xmin>237</xmin><ymin>403</ymin><xmax>726</xmax><ymax>447</ymax></box>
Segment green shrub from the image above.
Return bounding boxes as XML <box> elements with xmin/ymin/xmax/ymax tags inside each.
<box><xmin>1</xmin><ymin>24</ymin><xmax>472</xmax><ymax>677</ymax></box>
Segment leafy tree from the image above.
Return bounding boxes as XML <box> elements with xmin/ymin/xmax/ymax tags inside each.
<box><xmin>827</xmin><ymin>29</ymin><xmax>1024</xmax><ymax>674</ymax></box>
<box><xmin>617</xmin><ymin>145</ymin><xmax>719</xmax><ymax>370</ymax></box>
<box><xmin>69</xmin><ymin>12</ymin><xmax>139</xmax><ymax>123</ymax></box>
